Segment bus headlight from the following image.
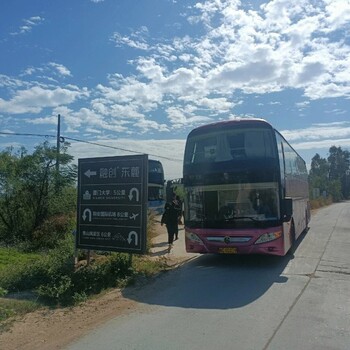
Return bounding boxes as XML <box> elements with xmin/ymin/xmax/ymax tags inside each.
<box><xmin>255</xmin><ymin>231</ymin><xmax>282</xmax><ymax>244</ymax></box>
<box><xmin>185</xmin><ymin>231</ymin><xmax>204</xmax><ymax>244</ymax></box>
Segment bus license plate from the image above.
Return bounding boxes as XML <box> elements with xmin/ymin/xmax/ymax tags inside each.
<box><xmin>218</xmin><ymin>247</ymin><xmax>237</xmax><ymax>254</ymax></box>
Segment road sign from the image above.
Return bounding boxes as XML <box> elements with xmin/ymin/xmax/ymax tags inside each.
<box><xmin>76</xmin><ymin>154</ymin><xmax>148</xmax><ymax>254</ymax></box>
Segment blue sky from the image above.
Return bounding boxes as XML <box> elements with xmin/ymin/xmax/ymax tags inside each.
<box><xmin>1</xmin><ymin>0</ymin><xmax>350</xmax><ymax>179</ymax></box>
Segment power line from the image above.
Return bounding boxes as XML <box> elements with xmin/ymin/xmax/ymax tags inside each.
<box><xmin>0</xmin><ymin>131</ymin><xmax>182</xmax><ymax>162</ymax></box>
<box><xmin>63</xmin><ymin>136</ymin><xmax>182</xmax><ymax>162</ymax></box>
<box><xmin>0</xmin><ymin>131</ymin><xmax>56</xmax><ymax>138</ymax></box>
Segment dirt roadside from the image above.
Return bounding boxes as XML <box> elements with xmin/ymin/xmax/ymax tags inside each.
<box><xmin>0</xmin><ymin>220</ymin><xmax>196</xmax><ymax>350</ymax></box>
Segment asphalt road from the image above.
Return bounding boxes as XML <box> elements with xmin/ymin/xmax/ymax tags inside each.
<box><xmin>67</xmin><ymin>202</ymin><xmax>350</xmax><ymax>350</ymax></box>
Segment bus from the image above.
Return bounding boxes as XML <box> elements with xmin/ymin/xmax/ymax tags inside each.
<box><xmin>183</xmin><ymin>118</ymin><xmax>310</xmax><ymax>256</ymax></box>
<box><xmin>148</xmin><ymin>159</ymin><xmax>166</xmax><ymax>215</ymax></box>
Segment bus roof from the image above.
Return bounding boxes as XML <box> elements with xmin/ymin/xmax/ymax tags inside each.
<box><xmin>188</xmin><ymin>118</ymin><xmax>273</xmax><ymax>137</ymax></box>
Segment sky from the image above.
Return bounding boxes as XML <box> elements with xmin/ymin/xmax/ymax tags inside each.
<box><xmin>1</xmin><ymin>0</ymin><xmax>350</xmax><ymax>180</ymax></box>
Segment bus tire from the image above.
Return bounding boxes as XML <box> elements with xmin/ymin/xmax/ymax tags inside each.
<box><xmin>288</xmin><ymin>221</ymin><xmax>296</xmax><ymax>256</ymax></box>
<box><xmin>306</xmin><ymin>208</ymin><xmax>310</xmax><ymax>230</ymax></box>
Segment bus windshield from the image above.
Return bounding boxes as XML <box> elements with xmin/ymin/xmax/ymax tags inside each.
<box><xmin>184</xmin><ymin>127</ymin><xmax>276</xmax><ymax>164</ymax></box>
<box><xmin>186</xmin><ymin>182</ymin><xmax>279</xmax><ymax>228</ymax></box>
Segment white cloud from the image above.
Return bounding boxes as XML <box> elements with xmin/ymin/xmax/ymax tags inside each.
<box><xmin>0</xmin><ymin>74</ymin><xmax>28</xmax><ymax>89</ymax></box>
<box><xmin>82</xmin><ymin>0</ymin><xmax>350</xmax><ymax>135</ymax></box>
<box><xmin>323</xmin><ymin>0</ymin><xmax>350</xmax><ymax>32</ymax></box>
<box><xmin>20</xmin><ymin>62</ymin><xmax>73</xmax><ymax>82</ymax></box>
<box><xmin>293</xmin><ymin>138</ymin><xmax>350</xmax><ymax>151</ymax></box>
<box><xmin>69</xmin><ymin>138</ymin><xmax>185</xmax><ymax>179</ymax></box>
<box><xmin>196</xmin><ymin>97</ymin><xmax>234</xmax><ymax>112</ymax></box>
<box><xmin>0</xmin><ymin>86</ymin><xmax>88</xmax><ymax>114</ymax></box>
<box><xmin>181</xmin><ymin>0</ymin><xmax>350</xmax><ymax>99</ymax></box>
<box><xmin>3</xmin><ymin>0</ymin><xmax>350</xmax><ymax>152</ymax></box>
<box><xmin>296</xmin><ymin>100</ymin><xmax>310</xmax><ymax>108</ymax></box>
<box><xmin>111</xmin><ymin>28</ymin><xmax>150</xmax><ymax>50</ymax></box>
<box><xmin>280</xmin><ymin>122</ymin><xmax>350</xmax><ymax>142</ymax></box>
<box><xmin>10</xmin><ymin>16</ymin><xmax>44</xmax><ymax>35</ymax></box>
<box><xmin>48</xmin><ymin>63</ymin><xmax>72</xmax><ymax>77</ymax></box>
<box><xmin>166</xmin><ymin>106</ymin><xmax>212</xmax><ymax>128</ymax></box>
<box><xmin>135</xmin><ymin>57</ymin><xmax>165</xmax><ymax>81</ymax></box>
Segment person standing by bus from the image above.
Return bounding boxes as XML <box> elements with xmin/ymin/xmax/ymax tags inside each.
<box><xmin>161</xmin><ymin>193</ymin><xmax>180</xmax><ymax>252</ymax></box>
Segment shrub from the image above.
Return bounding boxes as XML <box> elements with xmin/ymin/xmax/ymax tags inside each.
<box><xmin>310</xmin><ymin>196</ymin><xmax>333</xmax><ymax>210</ymax></box>
<box><xmin>31</xmin><ymin>213</ymin><xmax>76</xmax><ymax>250</ymax></box>
<box><xmin>0</xmin><ymin>212</ymin><xmax>164</xmax><ymax>307</ymax></box>
<box><xmin>37</xmin><ymin>253</ymin><xmax>133</xmax><ymax>305</ymax></box>
<box><xmin>0</xmin><ymin>234</ymin><xmax>75</xmax><ymax>292</ymax></box>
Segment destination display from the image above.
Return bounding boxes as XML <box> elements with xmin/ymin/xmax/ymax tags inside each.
<box><xmin>76</xmin><ymin>155</ymin><xmax>148</xmax><ymax>254</ymax></box>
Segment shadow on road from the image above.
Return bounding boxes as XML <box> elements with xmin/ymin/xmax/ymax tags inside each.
<box><xmin>123</xmin><ymin>252</ymin><xmax>293</xmax><ymax>310</ymax></box>
<box><xmin>123</xmin><ymin>226</ymin><xmax>310</xmax><ymax>310</ymax></box>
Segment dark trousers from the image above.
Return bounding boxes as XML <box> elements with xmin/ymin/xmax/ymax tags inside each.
<box><xmin>166</xmin><ymin>223</ymin><xmax>178</xmax><ymax>244</ymax></box>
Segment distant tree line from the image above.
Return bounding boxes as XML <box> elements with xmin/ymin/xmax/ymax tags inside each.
<box><xmin>309</xmin><ymin>146</ymin><xmax>350</xmax><ymax>202</ymax></box>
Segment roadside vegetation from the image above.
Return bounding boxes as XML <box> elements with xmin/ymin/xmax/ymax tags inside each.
<box><xmin>0</xmin><ymin>142</ymin><xmax>167</xmax><ymax>331</ymax></box>
<box><xmin>0</xmin><ymin>142</ymin><xmax>349</xmax><ymax>330</ymax></box>
<box><xmin>308</xmin><ymin>146</ymin><xmax>350</xmax><ymax>208</ymax></box>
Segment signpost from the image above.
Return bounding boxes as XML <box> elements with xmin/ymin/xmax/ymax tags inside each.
<box><xmin>76</xmin><ymin>154</ymin><xmax>148</xmax><ymax>254</ymax></box>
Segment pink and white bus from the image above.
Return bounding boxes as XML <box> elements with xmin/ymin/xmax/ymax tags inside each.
<box><xmin>183</xmin><ymin>118</ymin><xmax>310</xmax><ymax>256</ymax></box>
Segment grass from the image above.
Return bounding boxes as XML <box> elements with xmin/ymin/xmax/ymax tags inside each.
<box><xmin>0</xmin><ymin>248</ymin><xmax>44</xmax><ymax>332</ymax></box>
<box><xmin>0</xmin><ymin>247</ymin><xmax>41</xmax><ymax>272</ymax></box>
<box><xmin>0</xmin><ymin>214</ymin><xmax>168</xmax><ymax>330</ymax></box>
<box><xmin>0</xmin><ymin>297</ymin><xmax>40</xmax><ymax>332</ymax></box>
<box><xmin>0</xmin><ymin>252</ymin><xmax>168</xmax><ymax>333</ymax></box>
<box><xmin>310</xmin><ymin>196</ymin><xmax>333</xmax><ymax>209</ymax></box>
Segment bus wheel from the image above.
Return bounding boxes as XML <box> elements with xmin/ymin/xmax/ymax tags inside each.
<box><xmin>288</xmin><ymin>221</ymin><xmax>296</xmax><ymax>256</ymax></box>
<box><xmin>306</xmin><ymin>209</ymin><xmax>310</xmax><ymax>230</ymax></box>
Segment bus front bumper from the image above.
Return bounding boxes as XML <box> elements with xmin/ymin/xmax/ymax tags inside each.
<box><xmin>185</xmin><ymin>228</ymin><xmax>285</xmax><ymax>256</ymax></box>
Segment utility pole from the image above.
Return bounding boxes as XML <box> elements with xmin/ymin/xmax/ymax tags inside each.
<box><xmin>56</xmin><ymin>114</ymin><xmax>61</xmax><ymax>192</ymax></box>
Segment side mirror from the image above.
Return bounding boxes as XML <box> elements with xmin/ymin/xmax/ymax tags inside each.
<box><xmin>283</xmin><ymin>197</ymin><xmax>293</xmax><ymax>222</ymax></box>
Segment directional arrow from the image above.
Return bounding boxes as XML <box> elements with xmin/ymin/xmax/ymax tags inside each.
<box><xmin>84</xmin><ymin>169</ymin><xmax>97</xmax><ymax>178</ymax></box>
<box><xmin>82</xmin><ymin>208</ymin><xmax>92</xmax><ymax>222</ymax></box>
<box><xmin>127</xmin><ymin>231</ymin><xmax>138</xmax><ymax>245</ymax></box>
<box><xmin>128</xmin><ymin>187</ymin><xmax>140</xmax><ymax>201</ymax></box>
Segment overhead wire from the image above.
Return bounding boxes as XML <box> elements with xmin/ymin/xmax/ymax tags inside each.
<box><xmin>0</xmin><ymin>131</ymin><xmax>182</xmax><ymax>162</ymax></box>
<box><xmin>0</xmin><ymin>131</ymin><xmax>56</xmax><ymax>139</ymax></box>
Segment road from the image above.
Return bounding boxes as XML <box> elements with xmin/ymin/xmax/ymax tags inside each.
<box><xmin>67</xmin><ymin>202</ymin><xmax>350</xmax><ymax>350</ymax></box>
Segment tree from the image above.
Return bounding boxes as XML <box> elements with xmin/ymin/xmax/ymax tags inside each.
<box><xmin>309</xmin><ymin>153</ymin><xmax>329</xmax><ymax>179</ymax></box>
<box><xmin>309</xmin><ymin>147</ymin><xmax>350</xmax><ymax>202</ymax></box>
<box><xmin>0</xmin><ymin>141</ymin><xmax>77</xmax><ymax>244</ymax></box>
<box><xmin>328</xmin><ymin>146</ymin><xmax>350</xmax><ymax>199</ymax></box>
<box><xmin>309</xmin><ymin>153</ymin><xmax>330</xmax><ymax>198</ymax></box>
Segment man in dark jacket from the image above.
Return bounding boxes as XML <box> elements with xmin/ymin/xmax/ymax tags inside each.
<box><xmin>161</xmin><ymin>193</ymin><xmax>181</xmax><ymax>252</ymax></box>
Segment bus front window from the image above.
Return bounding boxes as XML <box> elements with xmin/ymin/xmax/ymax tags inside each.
<box><xmin>186</xmin><ymin>183</ymin><xmax>279</xmax><ymax>227</ymax></box>
<box><xmin>184</xmin><ymin>128</ymin><xmax>276</xmax><ymax>164</ymax></box>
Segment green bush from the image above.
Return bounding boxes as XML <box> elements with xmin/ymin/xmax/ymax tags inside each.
<box><xmin>0</xmin><ymin>211</ymin><xmax>163</xmax><ymax>307</ymax></box>
<box><xmin>37</xmin><ymin>253</ymin><xmax>133</xmax><ymax>305</ymax></box>
<box><xmin>31</xmin><ymin>212</ymin><xmax>76</xmax><ymax>250</ymax></box>
<box><xmin>0</xmin><ymin>234</ymin><xmax>75</xmax><ymax>292</ymax></box>
<box><xmin>37</xmin><ymin>275</ymin><xmax>73</xmax><ymax>302</ymax></box>
<box><xmin>0</xmin><ymin>234</ymin><xmax>135</xmax><ymax>306</ymax></box>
